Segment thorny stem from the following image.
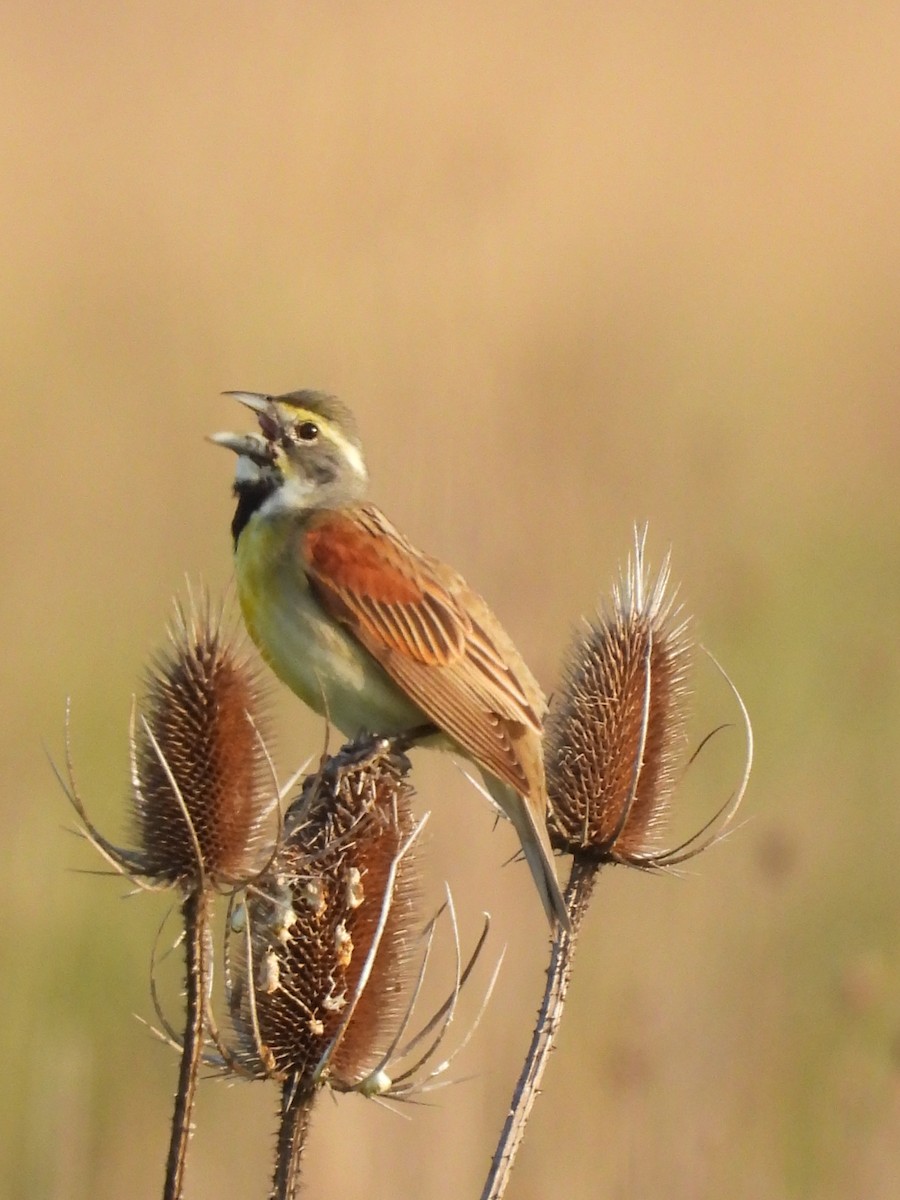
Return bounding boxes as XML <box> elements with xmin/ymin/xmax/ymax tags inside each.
<box><xmin>271</xmin><ymin>1079</ymin><xmax>316</xmax><ymax>1200</ymax></box>
<box><xmin>480</xmin><ymin>858</ymin><xmax>598</xmax><ymax>1200</ymax></box>
<box><xmin>163</xmin><ymin>888</ymin><xmax>210</xmax><ymax>1200</ymax></box>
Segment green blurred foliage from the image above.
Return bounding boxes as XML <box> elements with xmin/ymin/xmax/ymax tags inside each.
<box><xmin>2</xmin><ymin>2</ymin><xmax>900</xmax><ymax>1197</ymax></box>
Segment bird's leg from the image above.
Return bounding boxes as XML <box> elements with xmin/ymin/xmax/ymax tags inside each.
<box><xmin>389</xmin><ymin>723</ymin><xmax>441</xmax><ymax>753</ymax></box>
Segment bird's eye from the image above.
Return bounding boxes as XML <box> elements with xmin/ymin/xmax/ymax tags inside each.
<box><xmin>296</xmin><ymin>421</ymin><xmax>319</xmax><ymax>442</ymax></box>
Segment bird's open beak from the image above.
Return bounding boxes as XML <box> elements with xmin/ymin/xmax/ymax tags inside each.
<box><xmin>207</xmin><ymin>430</ymin><xmax>274</xmax><ymax>466</ymax></box>
<box><xmin>221</xmin><ymin>389</ymin><xmax>285</xmax><ymax>442</ymax></box>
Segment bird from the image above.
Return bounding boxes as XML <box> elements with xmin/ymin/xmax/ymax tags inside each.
<box><xmin>210</xmin><ymin>390</ymin><xmax>567</xmax><ymax>929</ymax></box>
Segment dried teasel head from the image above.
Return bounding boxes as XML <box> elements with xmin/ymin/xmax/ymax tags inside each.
<box><xmin>59</xmin><ymin>592</ymin><xmax>274</xmax><ymax>892</ymax></box>
<box><xmin>546</xmin><ymin>528</ymin><xmax>692</xmax><ymax>864</ymax></box>
<box><xmin>225</xmin><ymin>735</ymin><xmax>425</xmax><ymax>1096</ymax></box>
<box><xmin>130</xmin><ymin>594</ymin><xmax>273</xmax><ymax>888</ymax></box>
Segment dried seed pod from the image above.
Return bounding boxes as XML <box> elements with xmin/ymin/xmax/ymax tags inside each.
<box><xmin>131</xmin><ymin>596</ymin><xmax>272</xmax><ymax>887</ymax></box>
<box><xmin>59</xmin><ymin>593</ymin><xmax>274</xmax><ymax>892</ymax></box>
<box><xmin>546</xmin><ymin>529</ymin><xmax>691</xmax><ymax>862</ymax></box>
<box><xmin>227</xmin><ymin>735</ymin><xmax>421</xmax><ymax>1093</ymax></box>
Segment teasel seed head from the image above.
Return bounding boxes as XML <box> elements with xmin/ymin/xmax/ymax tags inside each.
<box><xmin>226</xmin><ymin>735</ymin><xmax>423</xmax><ymax>1095</ymax></box>
<box><xmin>130</xmin><ymin>593</ymin><xmax>273</xmax><ymax>888</ymax></box>
<box><xmin>57</xmin><ymin>591</ymin><xmax>275</xmax><ymax>893</ymax></box>
<box><xmin>546</xmin><ymin>527</ymin><xmax>691</xmax><ymax>863</ymax></box>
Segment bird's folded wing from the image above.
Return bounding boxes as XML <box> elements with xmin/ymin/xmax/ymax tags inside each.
<box><xmin>303</xmin><ymin>506</ymin><xmax>546</xmax><ymax>793</ymax></box>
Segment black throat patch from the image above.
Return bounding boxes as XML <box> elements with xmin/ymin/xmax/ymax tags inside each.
<box><xmin>231</xmin><ymin>473</ymin><xmax>277</xmax><ymax>546</ymax></box>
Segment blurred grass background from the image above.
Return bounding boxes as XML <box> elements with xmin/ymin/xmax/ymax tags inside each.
<box><xmin>2</xmin><ymin>2</ymin><xmax>900</xmax><ymax>1197</ymax></box>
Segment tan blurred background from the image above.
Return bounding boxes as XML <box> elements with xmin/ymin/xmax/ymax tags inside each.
<box><xmin>3</xmin><ymin>2</ymin><xmax>900</xmax><ymax>1197</ymax></box>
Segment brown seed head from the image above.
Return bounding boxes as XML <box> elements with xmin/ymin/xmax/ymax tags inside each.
<box><xmin>131</xmin><ymin>596</ymin><xmax>272</xmax><ymax>887</ymax></box>
<box><xmin>546</xmin><ymin>531</ymin><xmax>691</xmax><ymax>862</ymax></box>
<box><xmin>227</xmin><ymin>735</ymin><xmax>420</xmax><ymax>1093</ymax></box>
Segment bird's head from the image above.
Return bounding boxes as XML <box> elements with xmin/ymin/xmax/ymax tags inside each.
<box><xmin>211</xmin><ymin>390</ymin><xmax>369</xmax><ymax>531</ymax></box>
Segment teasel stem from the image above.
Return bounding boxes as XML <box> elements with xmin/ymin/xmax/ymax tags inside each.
<box><xmin>481</xmin><ymin>859</ymin><xmax>596</xmax><ymax>1200</ymax></box>
<box><xmin>482</xmin><ymin>527</ymin><xmax>752</xmax><ymax>1200</ymax></box>
<box><xmin>271</xmin><ymin>1079</ymin><xmax>316</xmax><ymax>1200</ymax></box>
<box><xmin>164</xmin><ymin>888</ymin><xmax>211</xmax><ymax>1200</ymax></box>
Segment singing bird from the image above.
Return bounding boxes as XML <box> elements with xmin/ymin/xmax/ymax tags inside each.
<box><xmin>211</xmin><ymin>391</ymin><xmax>567</xmax><ymax>928</ymax></box>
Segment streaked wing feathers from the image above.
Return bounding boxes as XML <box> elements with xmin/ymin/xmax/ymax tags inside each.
<box><xmin>303</xmin><ymin>506</ymin><xmax>547</xmax><ymax>795</ymax></box>
<box><xmin>466</xmin><ymin>614</ymin><xmax>544</xmax><ymax>728</ymax></box>
<box><xmin>381</xmin><ymin>649</ymin><xmax>534</xmax><ymax>794</ymax></box>
<box><xmin>305</xmin><ymin>509</ymin><xmax>466</xmax><ymax>665</ymax></box>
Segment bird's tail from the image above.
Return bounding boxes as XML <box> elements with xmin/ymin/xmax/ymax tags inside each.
<box><xmin>483</xmin><ymin>775</ymin><xmax>570</xmax><ymax>932</ymax></box>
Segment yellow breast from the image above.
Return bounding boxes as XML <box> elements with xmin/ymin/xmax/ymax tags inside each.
<box><xmin>234</xmin><ymin>513</ymin><xmax>426</xmax><ymax>736</ymax></box>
